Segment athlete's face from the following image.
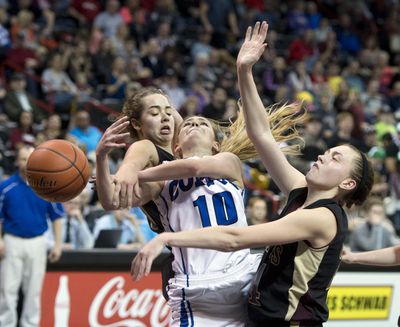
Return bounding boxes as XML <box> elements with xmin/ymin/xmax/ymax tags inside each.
<box><xmin>132</xmin><ymin>94</ymin><xmax>174</xmax><ymax>146</ymax></box>
<box><xmin>178</xmin><ymin>116</ymin><xmax>216</xmax><ymax>147</ymax></box>
<box><xmin>306</xmin><ymin>145</ymin><xmax>357</xmax><ymax>192</ymax></box>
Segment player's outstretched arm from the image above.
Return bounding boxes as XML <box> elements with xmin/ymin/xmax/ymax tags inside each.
<box><xmin>138</xmin><ymin>152</ymin><xmax>244</xmax><ymax>187</ymax></box>
<box><xmin>237</xmin><ymin>21</ymin><xmax>305</xmax><ymax>196</ymax></box>
<box><xmin>342</xmin><ymin>246</ymin><xmax>400</xmax><ymax>266</ymax></box>
<box><xmin>131</xmin><ymin>206</ymin><xmax>337</xmax><ymax>280</ymax></box>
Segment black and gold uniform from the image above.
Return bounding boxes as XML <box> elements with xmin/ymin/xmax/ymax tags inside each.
<box><xmin>248</xmin><ymin>187</ymin><xmax>348</xmax><ymax>327</ymax></box>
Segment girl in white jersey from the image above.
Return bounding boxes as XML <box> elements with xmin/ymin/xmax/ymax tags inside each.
<box><xmin>130</xmin><ymin>111</ymin><xmax>306</xmax><ymax>327</ymax></box>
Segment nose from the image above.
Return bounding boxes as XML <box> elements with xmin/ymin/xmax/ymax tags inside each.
<box><xmin>191</xmin><ymin>121</ymin><xmax>199</xmax><ymax>127</ymax></box>
<box><xmin>161</xmin><ymin>111</ymin><xmax>170</xmax><ymax>121</ymax></box>
<box><xmin>317</xmin><ymin>154</ymin><xmax>324</xmax><ymax>163</ymax></box>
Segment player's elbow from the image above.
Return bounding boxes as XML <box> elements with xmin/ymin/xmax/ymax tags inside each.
<box><xmin>220</xmin><ymin>234</ymin><xmax>243</xmax><ymax>252</ymax></box>
<box><xmin>186</xmin><ymin>161</ymin><xmax>204</xmax><ymax>177</ymax></box>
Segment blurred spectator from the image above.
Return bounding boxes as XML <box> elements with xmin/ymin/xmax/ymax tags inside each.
<box><xmin>141</xmin><ymin>37</ymin><xmax>167</xmax><ymax>79</ymax></box>
<box><xmin>287</xmin><ymin>60</ymin><xmax>313</xmax><ymax>94</ymax></box>
<box><xmin>246</xmin><ymin>195</ymin><xmax>269</xmax><ymax>225</ymax></box>
<box><xmin>5</xmin><ymin>31</ymin><xmax>38</xmax><ymax>72</ymax></box>
<box><xmin>3</xmin><ymin>73</ymin><xmax>45</xmax><ymax>124</ymax></box>
<box><xmin>68</xmin><ymin>110</ymin><xmax>102</xmax><ymax>154</ymax></box>
<box><xmin>287</xmin><ymin>29</ymin><xmax>317</xmax><ymax>65</ymax></box>
<box><xmin>10</xmin><ymin>10</ymin><xmax>37</xmax><ymax>47</ymax></box>
<box><xmin>93</xmin><ymin>0</ymin><xmax>123</xmax><ymax>38</ymax></box>
<box><xmin>343</xmin><ymin>59</ymin><xmax>365</xmax><ymax>94</ymax></box>
<box><xmin>199</xmin><ymin>0</ymin><xmax>239</xmax><ymax>49</ymax></box>
<box><xmin>334</xmin><ymin>13</ymin><xmax>361</xmax><ymax>55</ymax></box>
<box><xmin>0</xmin><ymin>7</ymin><xmax>11</xmax><ymax>58</ymax></box>
<box><xmin>41</xmin><ymin>52</ymin><xmax>78</xmax><ymax>121</ymax></box>
<box><xmin>262</xmin><ymin>56</ymin><xmax>288</xmax><ymax>100</ymax></box>
<box><xmin>119</xmin><ymin>0</ymin><xmax>147</xmax><ymax>42</ymax></box>
<box><xmin>0</xmin><ymin>145</ymin><xmax>63</xmax><ymax>327</ymax></box>
<box><xmin>92</xmin><ymin>38</ymin><xmax>116</xmax><ymax>84</ymax></box>
<box><xmin>60</xmin><ymin>195</ymin><xmax>94</xmax><ymax>249</ymax></box>
<box><xmin>93</xmin><ymin>209</ymin><xmax>145</xmax><ymax>250</ymax></box>
<box><xmin>350</xmin><ymin>197</ymin><xmax>399</xmax><ymax>252</ymax></box>
<box><xmin>35</xmin><ymin>114</ymin><xmax>64</xmax><ymax>145</ymax></box>
<box><xmin>69</xmin><ymin>0</ymin><xmax>101</xmax><ymax>26</ymax></box>
<box><xmin>105</xmin><ymin>56</ymin><xmax>130</xmax><ymax>101</ymax></box>
<box><xmin>202</xmin><ymin>87</ymin><xmax>227</xmax><ymax>121</ymax></box>
<box><xmin>187</xmin><ymin>52</ymin><xmax>217</xmax><ymax>86</ymax></box>
<box><xmin>9</xmin><ymin>111</ymin><xmax>37</xmax><ymax>150</ymax></box>
<box><xmin>160</xmin><ymin>69</ymin><xmax>186</xmax><ymax>110</ymax></box>
<box><xmin>388</xmin><ymin>81</ymin><xmax>400</xmax><ymax>114</ymax></box>
<box><xmin>287</xmin><ymin>1</ymin><xmax>308</xmax><ymax>35</ymax></box>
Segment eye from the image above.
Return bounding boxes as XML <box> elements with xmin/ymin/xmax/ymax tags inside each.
<box><xmin>200</xmin><ymin>122</ymin><xmax>208</xmax><ymax>126</ymax></box>
<box><xmin>183</xmin><ymin>122</ymin><xmax>191</xmax><ymax>127</ymax></box>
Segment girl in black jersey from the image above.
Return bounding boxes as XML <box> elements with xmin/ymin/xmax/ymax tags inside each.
<box><xmin>95</xmin><ymin>87</ymin><xmax>182</xmax><ymax>300</ymax></box>
<box><xmin>131</xmin><ymin>22</ymin><xmax>375</xmax><ymax>327</ymax></box>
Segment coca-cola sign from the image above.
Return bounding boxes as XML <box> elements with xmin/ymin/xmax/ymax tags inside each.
<box><xmin>41</xmin><ymin>272</ymin><xmax>171</xmax><ymax>327</ymax></box>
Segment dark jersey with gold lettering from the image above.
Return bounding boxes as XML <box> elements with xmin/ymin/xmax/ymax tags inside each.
<box><xmin>248</xmin><ymin>187</ymin><xmax>348</xmax><ymax>326</ymax></box>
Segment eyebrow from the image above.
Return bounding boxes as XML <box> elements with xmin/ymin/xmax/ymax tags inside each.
<box><xmin>325</xmin><ymin>149</ymin><xmax>343</xmax><ymax>157</ymax></box>
<box><xmin>148</xmin><ymin>105</ymin><xmax>172</xmax><ymax>110</ymax></box>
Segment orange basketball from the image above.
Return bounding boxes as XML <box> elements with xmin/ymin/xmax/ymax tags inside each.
<box><xmin>26</xmin><ymin>139</ymin><xmax>91</xmax><ymax>202</ymax></box>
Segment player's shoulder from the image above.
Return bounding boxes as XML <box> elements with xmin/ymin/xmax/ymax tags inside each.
<box><xmin>0</xmin><ymin>174</ymin><xmax>19</xmax><ymax>191</ymax></box>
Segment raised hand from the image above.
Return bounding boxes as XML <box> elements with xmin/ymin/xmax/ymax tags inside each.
<box><xmin>130</xmin><ymin>235</ymin><xmax>166</xmax><ymax>281</ymax></box>
<box><xmin>95</xmin><ymin>116</ymin><xmax>131</xmax><ymax>158</ymax></box>
<box><xmin>237</xmin><ymin>21</ymin><xmax>269</xmax><ymax>69</ymax></box>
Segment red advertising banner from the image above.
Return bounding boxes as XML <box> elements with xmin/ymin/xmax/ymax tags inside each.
<box><xmin>41</xmin><ymin>272</ymin><xmax>171</xmax><ymax>327</ymax></box>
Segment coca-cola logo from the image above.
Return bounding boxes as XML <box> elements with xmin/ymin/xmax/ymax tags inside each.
<box><xmin>89</xmin><ymin>276</ymin><xmax>170</xmax><ymax>327</ymax></box>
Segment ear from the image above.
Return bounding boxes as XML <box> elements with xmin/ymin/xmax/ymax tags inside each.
<box><xmin>211</xmin><ymin>142</ymin><xmax>221</xmax><ymax>155</ymax></box>
<box><xmin>339</xmin><ymin>178</ymin><xmax>357</xmax><ymax>192</ymax></box>
<box><xmin>174</xmin><ymin>143</ymin><xmax>183</xmax><ymax>159</ymax></box>
<box><xmin>130</xmin><ymin>118</ymin><xmax>141</xmax><ymax>132</ymax></box>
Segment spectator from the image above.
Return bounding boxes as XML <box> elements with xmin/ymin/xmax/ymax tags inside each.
<box><xmin>3</xmin><ymin>72</ymin><xmax>45</xmax><ymax>124</ymax></box>
<box><xmin>41</xmin><ymin>52</ymin><xmax>78</xmax><ymax>122</ymax></box>
<box><xmin>57</xmin><ymin>195</ymin><xmax>94</xmax><ymax>249</ymax></box>
<box><xmin>202</xmin><ymin>87</ymin><xmax>227</xmax><ymax>121</ymax></box>
<box><xmin>246</xmin><ymin>196</ymin><xmax>269</xmax><ymax>225</ymax></box>
<box><xmin>69</xmin><ymin>0</ymin><xmax>101</xmax><ymax>26</ymax></box>
<box><xmin>93</xmin><ymin>0</ymin><xmax>123</xmax><ymax>38</ymax></box>
<box><xmin>350</xmin><ymin>197</ymin><xmax>399</xmax><ymax>252</ymax></box>
<box><xmin>160</xmin><ymin>69</ymin><xmax>186</xmax><ymax>110</ymax></box>
<box><xmin>35</xmin><ymin>113</ymin><xmax>64</xmax><ymax>145</ymax></box>
<box><xmin>68</xmin><ymin>110</ymin><xmax>102</xmax><ymax>154</ymax></box>
<box><xmin>104</xmin><ymin>56</ymin><xmax>130</xmax><ymax>102</ymax></box>
<box><xmin>0</xmin><ymin>145</ymin><xmax>63</xmax><ymax>327</ymax></box>
<box><xmin>9</xmin><ymin>111</ymin><xmax>37</xmax><ymax>150</ymax></box>
<box><xmin>93</xmin><ymin>209</ymin><xmax>145</xmax><ymax>250</ymax></box>
<box><xmin>141</xmin><ymin>37</ymin><xmax>167</xmax><ymax>79</ymax></box>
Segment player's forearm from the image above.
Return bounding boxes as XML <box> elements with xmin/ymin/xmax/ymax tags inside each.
<box><xmin>346</xmin><ymin>247</ymin><xmax>400</xmax><ymax>266</ymax></box>
<box><xmin>95</xmin><ymin>154</ymin><xmax>117</xmax><ymax>210</ymax></box>
<box><xmin>237</xmin><ymin>65</ymin><xmax>273</xmax><ymax>141</ymax></box>
<box><xmin>160</xmin><ymin>226</ymin><xmax>252</xmax><ymax>252</ymax></box>
<box><xmin>138</xmin><ymin>159</ymin><xmax>201</xmax><ymax>182</ymax></box>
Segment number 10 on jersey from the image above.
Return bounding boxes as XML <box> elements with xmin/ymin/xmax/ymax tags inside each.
<box><xmin>193</xmin><ymin>191</ymin><xmax>238</xmax><ymax>227</ymax></box>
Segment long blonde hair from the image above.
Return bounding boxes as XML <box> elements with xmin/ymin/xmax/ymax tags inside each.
<box><xmin>221</xmin><ymin>102</ymin><xmax>307</xmax><ymax>161</ymax></box>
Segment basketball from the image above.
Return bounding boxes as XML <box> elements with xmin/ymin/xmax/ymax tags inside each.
<box><xmin>26</xmin><ymin>139</ymin><xmax>91</xmax><ymax>202</ymax></box>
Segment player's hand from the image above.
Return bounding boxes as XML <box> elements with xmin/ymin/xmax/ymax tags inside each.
<box><xmin>130</xmin><ymin>235</ymin><xmax>166</xmax><ymax>280</ymax></box>
<box><xmin>112</xmin><ymin>173</ymin><xmax>142</xmax><ymax>209</ymax></box>
<box><xmin>341</xmin><ymin>246</ymin><xmax>353</xmax><ymax>263</ymax></box>
<box><xmin>0</xmin><ymin>240</ymin><xmax>5</xmax><ymax>260</ymax></box>
<box><xmin>237</xmin><ymin>21</ymin><xmax>268</xmax><ymax>69</ymax></box>
<box><xmin>48</xmin><ymin>245</ymin><xmax>62</xmax><ymax>263</ymax></box>
<box><xmin>95</xmin><ymin>116</ymin><xmax>131</xmax><ymax>158</ymax></box>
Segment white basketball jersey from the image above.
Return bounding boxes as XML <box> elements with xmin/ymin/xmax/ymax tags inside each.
<box><xmin>155</xmin><ymin>175</ymin><xmax>250</xmax><ymax>276</ymax></box>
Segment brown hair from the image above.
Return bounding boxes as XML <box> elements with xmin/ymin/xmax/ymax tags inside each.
<box><xmin>121</xmin><ymin>87</ymin><xmax>167</xmax><ymax>139</ymax></box>
<box><xmin>343</xmin><ymin>145</ymin><xmax>374</xmax><ymax>208</ymax></box>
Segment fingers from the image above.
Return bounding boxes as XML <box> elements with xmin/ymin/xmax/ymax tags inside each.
<box><xmin>133</xmin><ymin>182</ymin><xmax>142</xmax><ymax>200</ymax></box>
<box><xmin>113</xmin><ymin>181</ymin><xmax>121</xmax><ymax>208</ymax></box>
<box><xmin>245</xmin><ymin>26</ymin><xmax>252</xmax><ymax>41</ymax></box>
<box><xmin>120</xmin><ymin>182</ymin><xmax>128</xmax><ymax>208</ymax></box>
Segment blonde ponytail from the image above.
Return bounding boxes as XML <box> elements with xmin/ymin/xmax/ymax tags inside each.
<box><xmin>221</xmin><ymin>102</ymin><xmax>307</xmax><ymax>161</ymax></box>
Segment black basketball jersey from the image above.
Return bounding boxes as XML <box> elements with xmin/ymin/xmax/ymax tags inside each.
<box><xmin>248</xmin><ymin>187</ymin><xmax>348</xmax><ymax>326</ymax></box>
<box><xmin>141</xmin><ymin>145</ymin><xmax>174</xmax><ymax>233</ymax></box>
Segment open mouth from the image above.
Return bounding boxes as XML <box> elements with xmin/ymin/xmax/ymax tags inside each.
<box><xmin>160</xmin><ymin>126</ymin><xmax>171</xmax><ymax>135</ymax></box>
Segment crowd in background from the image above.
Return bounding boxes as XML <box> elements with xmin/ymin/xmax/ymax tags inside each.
<box><xmin>0</xmin><ymin>0</ymin><xmax>399</xmax><ymax>252</ymax></box>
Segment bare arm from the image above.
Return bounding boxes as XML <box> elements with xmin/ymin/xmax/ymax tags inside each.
<box><xmin>131</xmin><ymin>207</ymin><xmax>337</xmax><ymax>279</ymax></box>
<box><xmin>95</xmin><ymin>117</ymin><xmax>131</xmax><ymax>210</ymax></box>
<box><xmin>138</xmin><ymin>152</ymin><xmax>244</xmax><ymax>187</ymax></box>
<box><xmin>237</xmin><ymin>22</ymin><xmax>306</xmax><ymax>196</ymax></box>
<box><xmin>342</xmin><ymin>246</ymin><xmax>400</xmax><ymax>266</ymax></box>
